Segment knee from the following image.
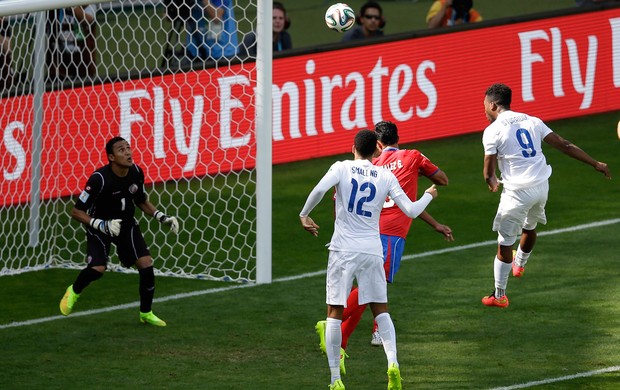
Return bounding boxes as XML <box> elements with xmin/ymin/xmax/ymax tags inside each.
<box><xmin>90</xmin><ymin>265</ymin><xmax>106</xmax><ymax>274</ymax></box>
<box><xmin>136</xmin><ymin>257</ymin><xmax>153</xmax><ymax>270</ymax></box>
<box><xmin>370</xmin><ymin>303</ymin><xmax>388</xmax><ymax>318</ymax></box>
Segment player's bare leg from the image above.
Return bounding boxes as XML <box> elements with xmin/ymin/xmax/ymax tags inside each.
<box><xmin>513</xmin><ymin>228</ymin><xmax>536</xmax><ymax>277</ymax></box>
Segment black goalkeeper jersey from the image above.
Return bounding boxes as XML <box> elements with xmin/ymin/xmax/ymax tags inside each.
<box><xmin>75</xmin><ymin>164</ymin><xmax>147</xmax><ymax>224</ymax></box>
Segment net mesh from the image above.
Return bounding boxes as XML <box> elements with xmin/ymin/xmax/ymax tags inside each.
<box><xmin>1</xmin><ymin>0</ymin><xmax>260</xmax><ymax>282</ymax></box>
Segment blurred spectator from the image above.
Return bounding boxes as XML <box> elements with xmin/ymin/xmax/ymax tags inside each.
<box><xmin>165</xmin><ymin>0</ymin><xmax>194</xmax><ymax>24</ymax></box>
<box><xmin>576</xmin><ymin>0</ymin><xmax>620</xmax><ymax>5</ymax></box>
<box><xmin>46</xmin><ymin>6</ymin><xmax>97</xmax><ymax>80</ymax></box>
<box><xmin>342</xmin><ymin>1</ymin><xmax>385</xmax><ymax>42</ymax></box>
<box><xmin>0</xmin><ymin>17</ymin><xmax>13</xmax><ymax>91</ymax></box>
<box><xmin>426</xmin><ymin>0</ymin><xmax>482</xmax><ymax>29</ymax></box>
<box><xmin>162</xmin><ymin>0</ymin><xmax>194</xmax><ymax>67</ymax></box>
<box><xmin>186</xmin><ymin>0</ymin><xmax>238</xmax><ymax>62</ymax></box>
<box><xmin>240</xmin><ymin>1</ymin><xmax>292</xmax><ymax>58</ymax></box>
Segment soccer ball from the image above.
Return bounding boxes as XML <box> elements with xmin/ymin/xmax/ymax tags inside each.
<box><xmin>325</xmin><ymin>3</ymin><xmax>356</xmax><ymax>33</ymax></box>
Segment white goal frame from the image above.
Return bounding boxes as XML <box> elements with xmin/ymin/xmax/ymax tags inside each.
<box><xmin>0</xmin><ymin>0</ymin><xmax>273</xmax><ymax>284</ymax></box>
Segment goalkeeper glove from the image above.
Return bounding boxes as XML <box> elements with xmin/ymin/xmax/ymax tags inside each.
<box><xmin>89</xmin><ymin>218</ymin><xmax>122</xmax><ymax>237</ymax></box>
<box><xmin>154</xmin><ymin>211</ymin><xmax>179</xmax><ymax>234</ymax></box>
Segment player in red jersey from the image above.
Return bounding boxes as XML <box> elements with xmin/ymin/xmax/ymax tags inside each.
<box><xmin>315</xmin><ymin>121</ymin><xmax>453</xmax><ymax>373</ymax></box>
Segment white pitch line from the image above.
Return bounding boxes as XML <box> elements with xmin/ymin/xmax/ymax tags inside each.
<box><xmin>1</xmin><ymin>218</ymin><xmax>619</xmax><ymax>388</ymax></box>
<box><xmin>489</xmin><ymin>366</ymin><xmax>620</xmax><ymax>390</ymax></box>
<box><xmin>1</xmin><ymin>218</ymin><xmax>619</xmax><ymax>332</ymax></box>
<box><xmin>402</xmin><ymin>218</ymin><xmax>620</xmax><ymax>261</ymax></box>
<box><xmin>0</xmin><ymin>284</ymin><xmax>256</xmax><ymax>330</ymax></box>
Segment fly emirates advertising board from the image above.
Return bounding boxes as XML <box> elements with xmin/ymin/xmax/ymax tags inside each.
<box><xmin>2</xmin><ymin>8</ymin><xmax>620</xmax><ymax>206</ymax></box>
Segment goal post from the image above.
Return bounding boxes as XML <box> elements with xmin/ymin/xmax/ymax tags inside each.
<box><xmin>255</xmin><ymin>1</ymin><xmax>273</xmax><ymax>284</ymax></box>
<box><xmin>0</xmin><ymin>0</ymin><xmax>272</xmax><ymax>283</ymax></box>
<box><xmin>0</xmin><ymin>0</ymin><xmax>111</xmax><ymax>17</ymax></box>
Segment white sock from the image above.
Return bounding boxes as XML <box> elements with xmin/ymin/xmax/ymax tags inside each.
<box><xmin>325</xmin><ymin>317</ymin><xmax>342</xmax><ymax>383</ymax></box>
<box><xmin>494</xmin><ymin>256</ymin><xmax>512</xmax><ymax>296</ymax></box>
<box><xmin>375</xmin><ymin>312</ymin><xmax>398</xmax><ymax>367</ymax></box>
<box><xmin>515</xmin><ymin>247</ymin><xmax>531</xmax><ymax>267</ymax></box>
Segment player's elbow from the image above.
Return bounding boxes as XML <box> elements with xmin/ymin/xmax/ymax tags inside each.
<box><xmin>430</xmin><ymin>171</ymin><xmax>449</xmax><ymax>186</ymax></box>
<box><xmin>435</xmin><ymin>176</ymin><xmax>449</xmax><ymax>186</ymax></box>
<box><xmin>403</xmin><ymin>203</ymin><xmax>425</xmax><ymax>219</ymax></box>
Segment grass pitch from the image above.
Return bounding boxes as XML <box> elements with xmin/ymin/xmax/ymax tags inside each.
<box><xmin>1</xmin><ymin>111</ymin><xmax>619</xmax><ymax>389</ymax></box>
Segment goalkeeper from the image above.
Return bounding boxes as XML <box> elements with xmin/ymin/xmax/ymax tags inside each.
<box><xmin>59</xmin><ymin>136</ymin><xmax>180</xmax><ymax>326</ymax></box>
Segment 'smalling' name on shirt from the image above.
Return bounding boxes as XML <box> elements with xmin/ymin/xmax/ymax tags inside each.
<box><xmin>351</xmin><ymin>167</ymin><xmax>378</xmax><ymax>177</ymax></box>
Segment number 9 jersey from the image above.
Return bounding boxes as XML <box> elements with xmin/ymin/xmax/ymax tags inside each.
<box><xmin>482</xmin><ymin>110</ymin><xmax>553</xmax><ymax>190</ymax></box>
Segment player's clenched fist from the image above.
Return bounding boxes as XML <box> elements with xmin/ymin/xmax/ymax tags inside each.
<box><xmin>424</xmin><ymin>184</ymin><xmax>438</xmax><ymax>199</ymax></box>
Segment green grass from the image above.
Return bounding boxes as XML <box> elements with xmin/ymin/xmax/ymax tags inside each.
<box><xmin>2</xmin><ymin>3</ymin><xmax>616</xmax><ymax>387</ymax></box>
<box><xmin>9</xmin><ymin>0</ymin><xmax>579</xmax><ymax>80</ymax></box>
<box><xmin>286</xmin><ymin>0</ymin><xmax>577</xmax><ymax>47</ymax></box>
<box><xmin>1</xmin><ymin>172</ymin><xmax>257</xmax><ymax>281</ymax></box>
<box><xmin>1</xmin><ymin>111</ymin><xmax>619</xmax><ymax>389</ymax></box>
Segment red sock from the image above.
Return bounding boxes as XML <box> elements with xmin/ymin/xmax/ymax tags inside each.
<box><xmin>341</xmin><ymin>287</ymin><xmax>367</xmax><ymax>349</ymax></box>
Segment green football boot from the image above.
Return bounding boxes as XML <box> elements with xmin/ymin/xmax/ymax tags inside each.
<box><xmin>139</xmin><ymin>311</ymin><xmax>167</xmax><ymax>327</ymax></box>
<box><xmin>59</xmin><ymin>285</ymin><xmax>80</xmax><ymax>316</ymax></box>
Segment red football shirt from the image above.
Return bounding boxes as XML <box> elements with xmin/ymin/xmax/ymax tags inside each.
<box><xmin>372</xmin><ymin>147</ymin><xmax>440</xmax><ymax>237</ymax></box>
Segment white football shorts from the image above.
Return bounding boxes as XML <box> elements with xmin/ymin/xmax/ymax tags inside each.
<box><xmin>326</xmin><ymin>250</ymin><xmax>387</xmax><ymax>306</ymax></box>
<box><xmin>493</xmin><ymin>180</ymin><xmax>549</xmax><ymax>246</ymax></box>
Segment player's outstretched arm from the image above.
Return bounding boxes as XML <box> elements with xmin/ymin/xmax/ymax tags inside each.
<box><xmin>544</xmin><ymin>132</ymin><xmax>612</xmax><ymax>179</ymax></box>
<box><xmin>393</xmin><ymin>185</ymin><xmax>437</xmax><ymax>219</ymax></box>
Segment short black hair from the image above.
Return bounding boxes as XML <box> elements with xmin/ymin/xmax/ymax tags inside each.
<box><xmin>105</xmin><ymin>136</ymin><xmax>126</xmax><ymax>156</ymax></box>
<box><xmin>485</xmin><ymin>83</ymin><xmax>512</xmax><ymax>109</ymax></box>
<box><xmin>360</xmin><ymin>1</ymin><xmax>382</xmax><ymax>16</ymax></box>
<box><xmin>354</xmin><ymin>129</ymin><xmax>378</xmax><ymax>158</ymax></box>
<box><xmin>374</xmin><ymin>121</ymin><xmax>399</xmax><ymax>145</ymax></box>
<box><xmin>452</xmin><ymin>0</ymin><xmax>473</xmax><ymax>20</ymax></box>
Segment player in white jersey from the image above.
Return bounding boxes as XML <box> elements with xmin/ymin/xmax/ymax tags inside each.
<box><xmin>481</xmin><ymin>83</ymin><xmax>611</xmax><ymax>308</ymax></box>
<box><xmin>300</xmin><ymin>129</ymin><xmax>438</xmax><ymax>390</ymax></box>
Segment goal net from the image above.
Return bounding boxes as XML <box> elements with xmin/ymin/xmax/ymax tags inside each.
<box><xmin>0</xmin><ymin>0</ymin><xmax>271</xmax><ymax>283</ymax></box>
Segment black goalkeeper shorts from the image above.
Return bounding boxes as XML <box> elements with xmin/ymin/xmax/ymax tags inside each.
<box><xmin>85</xmin><ymin>221</ymin><xmax>151</xmax><ymax>268</ymax></box>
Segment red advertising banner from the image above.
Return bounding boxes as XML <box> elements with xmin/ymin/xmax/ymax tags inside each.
<box><xmin>2</xmin><ymin>8</ymin><xmax>620</xmax><ymax>206</ymax></box>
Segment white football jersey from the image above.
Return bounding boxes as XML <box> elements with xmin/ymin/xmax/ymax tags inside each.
<box><xmin>483</xmin><ymin>110</ymin><xmax>553</xmax><ymax>190</ymax></box>
<box><xmin>306</xmin><ymin>159</ymin><xmax>405</xmax><ymax>257</ymax></box>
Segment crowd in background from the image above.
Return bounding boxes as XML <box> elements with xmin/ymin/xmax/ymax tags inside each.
<box><xmin>0</xmin><ymin>0</ymin><xmax>618</xmax><ymax>91</ymax></box>
<box><xmin>0</xmin><ymin>0</ymin><xmax>295</xmax><ymax>90</ymax></box>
